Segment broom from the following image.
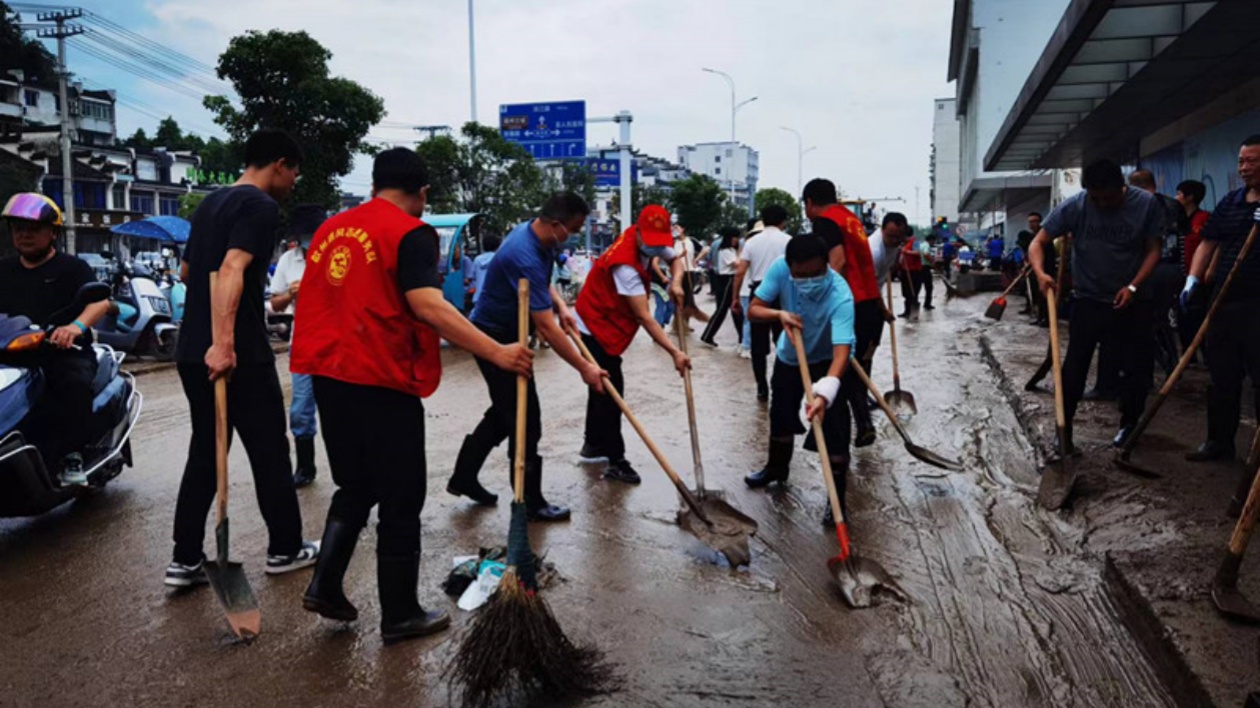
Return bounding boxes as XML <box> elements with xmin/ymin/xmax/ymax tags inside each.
<box><xmin>446</xmin><ymin>279</ymin><xmax>615</xmax><ymax>708</ymax></box>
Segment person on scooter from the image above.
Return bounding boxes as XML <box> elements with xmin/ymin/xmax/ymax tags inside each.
<box><xmin>0</xmin><ymin>193</ymin><xmax>108</xmax><ymax>486</ymax></box>
<box><xmin>269</xmin><ymin>204</ymin><xmax>326</xmax><ymax>488</ymax></box>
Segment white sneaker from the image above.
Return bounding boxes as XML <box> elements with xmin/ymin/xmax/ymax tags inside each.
<box><xmin>265</xmin><ymin>540</ymin><xmax>321</xmax><ymax>575</ymax></box>
<box><xmin>739</xmin><ymin>348</ymin><xmax>751</xmax><ymax>360</ymax></box>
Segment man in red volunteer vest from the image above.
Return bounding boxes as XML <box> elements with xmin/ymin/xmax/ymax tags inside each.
<box><xmin>291</xmin><ymin>149</ymin><xmax>533</xmax><ymax>643</ymax></box>
<box><xmin>574</xmin><ymin>205</ymin><xmax>691</xmax><ymax>483</ymax></box>
<box><xmin>803</xmin><ymin>178</ymin><xmax>886</xmax><ymax>448</ymax></box>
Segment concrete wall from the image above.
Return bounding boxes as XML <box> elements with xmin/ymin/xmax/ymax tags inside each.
<box><xmin>932</xmin><ymin>98</ymin><xmax>961</xmax><ymax>222</ymax></box>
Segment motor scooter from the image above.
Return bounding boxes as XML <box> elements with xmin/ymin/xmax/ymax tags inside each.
<box><xmin>0</xmin><ymin>283</ymin><xmax>143</xmax><ymax>517</ymax></box>
<box><xmin>95</xmin><ymin>261</ymin><xmax>179</xmax><ymax>360</ymax></box>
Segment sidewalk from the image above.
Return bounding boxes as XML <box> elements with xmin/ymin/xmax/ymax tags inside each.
<box><xmin>979</xmin><ymin>302</ymin><xmax>1259</xmax><ymax>707</ymax></box>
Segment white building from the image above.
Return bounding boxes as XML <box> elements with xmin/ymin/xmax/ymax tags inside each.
<box><xmin>930</xmin><ymin>97</ymin><xmax>962</xmax><ymax>225</ymax></box>
<box><xmin>947</xmin><ymin>0</ymin><xmax>1070</xmax><ymax>240</ymax></box>
<box><xmin>0</xmin><ymin>71</ymin><xmax>117</xmax><ymax>147</ymax></box>
<box><xmin>677</xmin><ymin>141</ymin><xmax>759</xmax><ymax>213</ymax></box>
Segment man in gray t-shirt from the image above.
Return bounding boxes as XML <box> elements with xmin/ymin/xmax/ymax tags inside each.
<box><xmin>1030</xmin><ymin>160</ymin><xmax>1163</xmax><ymax>450</ymax></box>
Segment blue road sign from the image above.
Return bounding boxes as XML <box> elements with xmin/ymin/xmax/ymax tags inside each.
<box><xmin>499</xmin><ymin>100</ymin><xmax>586</xmax><ymax>159</ymax></box>
<box><xmin>585</xmin><ymin>157</ymin><xmax>638</xmax><ymax>187</ymax></box>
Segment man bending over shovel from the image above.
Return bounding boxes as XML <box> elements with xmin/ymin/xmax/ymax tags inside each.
<box><xmin>746</xmin><ymin>235</ymin><xmax>856</xmax><ymax>525</ymax></box>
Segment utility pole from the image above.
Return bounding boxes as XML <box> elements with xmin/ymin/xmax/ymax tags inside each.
<box><xmin>468</xmin><ymin>0</ymin><xmax>477</xmax><ymax>124</ymax></box>
<box><xmin>413</xmin><ymin>125</ymin><xmax>451</xmax><ymax>142</ymax></box>
<box><xmin>37</xmin><ymin>9</ymin><xmax>84</xmax><ymax>254</ymax></box>
<box><xmin>702</xmin><ymin>68</ymin><xmax>757</xmax><ymax>210</ymax></box>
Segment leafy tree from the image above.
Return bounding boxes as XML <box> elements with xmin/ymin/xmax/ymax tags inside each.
<box><xmin>123</xmin><ymin>118</ymin><xmax>242</xmax><ymax>177</ymax></box>
<box><xmin>667</xmin><ymin>173</ymin><xmax>728</xmax><ymax>241</ymax></box>
<box><xmin>755</xmin><ymin>187</ymin><xmax>804</xmax><ymax>234</ymax></box>
<box><xmin>0</xmin><ymin>2</ymin><xmax>57</xmax><ymax>84</ymax></box>
<box><xmin>414</xmin><ymin>122</ymin><xmax>550</xmax><ymax>237</ymax></box>
<box><xmin>203</xmin><ymin>30</ymin><xmax>385</xmax><ymax>209</ymax></box>
<box><xmin>178</xmin><ymin>192</ymin><xmax>206</xmax><ymax>220</ymax></box>
<box><xmin>553</xmin><ymin>161</ymin><xmax>596</xmax><ymax>208</ymax></box>
<box><xmin>609</xmin><ymin>183</ymin><xmax>672</xmax><ymax>232</ymax></box>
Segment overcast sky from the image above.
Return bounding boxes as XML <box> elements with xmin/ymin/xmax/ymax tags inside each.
<box><xmin>47</xmin><ymin>0</ymin><xmax>954</xmax><ymax>223</ymax></box>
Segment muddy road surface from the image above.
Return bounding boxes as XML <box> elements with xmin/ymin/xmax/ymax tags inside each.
<box><xmin>0</xmin><ymin>290</ymin><xmax>1197</xmax><ymax>706</ymax></box>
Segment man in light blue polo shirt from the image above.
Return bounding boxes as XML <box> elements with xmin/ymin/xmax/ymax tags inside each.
<box><xmin>449</xmin><ymin>193</ymin><xmax>606</xmax><ymax>522</ymax></box>
<box><xmin>746</xmin><ymin>235</ymin><xmax>856</xmax><ymax>526</ymax></box>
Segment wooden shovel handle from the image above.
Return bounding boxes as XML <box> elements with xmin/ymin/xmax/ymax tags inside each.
<box><xmin>674</xmin><ymin>314</ymin><xmax>705</xmax><ymax>492</ymax></box>
<box><xmin>1230</xmin><ymin>455</ymin><xmax>1260</xmax><ymax>555</ymax></box>
<box><xmin>566</xmin><ymin>328</ymin><xmax>711</xmax><ymax>524</ymax></box>
<box><xmin>789</xmin><ymin>327</ymin><xmax>846</xmax><ymax>528</ymax></box>
<box><xmin>209</xmin><ymin>271</ymin><xmax>229</xmax><ymax>525</ymax></box>
<box><xmin>1047</xmin><ymin>290</ymin><xmax>1067</xmax><ymax>431</ymax></box>
<box><xmin>998</xmin><ymin>266</ymin><xmax>1031</xmax><ymax>299</ymax></box>
<box><xmin>514</xmin><ymin>279</ymin><xmax>528</xmax><ymax>504</ymax></box>
<box><xmin>885</xmin><ymin>278</ymin><xmax>901</xmax><ymax>390</ymax></box>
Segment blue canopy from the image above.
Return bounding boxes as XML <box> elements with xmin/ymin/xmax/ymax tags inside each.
<box><xmin>110</xmin><ymin>216</ymin><xmax>191</xmax><ymax>244</ymax></box>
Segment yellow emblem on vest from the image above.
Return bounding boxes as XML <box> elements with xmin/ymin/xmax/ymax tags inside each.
<box><xmin>327</xmin><ymin>245</ymin><xmax>352</xmax><ymax>285</ymax></box>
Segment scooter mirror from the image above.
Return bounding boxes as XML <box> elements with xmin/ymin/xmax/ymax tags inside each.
<box><xmin>76</xmin><ymin>282</ymin><xmax>112</xmax><ymax>307</ymax></box>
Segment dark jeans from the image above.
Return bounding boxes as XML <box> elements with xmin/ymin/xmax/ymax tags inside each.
<box><xmin>842</xmin><ymin>300</ymin><xmax>884</xmax><ymax>415</ymax></box>
<box><xmin>701</xmin><ymin>273</ymin><xmax>742</xmax><ymax>343</ymax></box>
<box><xmin>915</xmin><ymin>270</ymin><xmax>933</xmax><ymax>307</ymax></box>
<box><xmin>899</xmin><ymin>271</ymin><xmax>918</xmax><ymax>309</ymax></box>
<box><xmin>582</xmin><ymin>333</ymin><xmax>626</xmax><ymax>461</ymax></box>
<box><xmin>172</xmin><ymin>362</ymin><xmax>303</xmax><ymax>565</ymax></box>
<box><xmin>749</xmin><ymin>279</ymin><xmax>782</xmax><ymax>393</ymax></box>
<box><xmin>28</xmin><ymin>349</ymin><xmax>96</xmax><ymax>466</ymax></box>
<box><xmin>314</xmin><ymin>376</ymin><xmax>427</xmax><ymax>557</ymax></box>
<box><xmin>1062</xmin><ymin>299</ymin><xmax>1155</xmax><ymax>429</ymax></box>
<box><xmin>1205</xmin><ymin>299</ymin><xmax>1260</xmax><ymax>447</ymax></box>
<box><xmin>468</xmin><ymin>323</ymin><xmax>543</xmax><ymax>469</ymax></box>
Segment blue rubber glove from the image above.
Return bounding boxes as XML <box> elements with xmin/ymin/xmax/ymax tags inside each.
<box><xmin>1254</xmin><ymin>206</ymin><xmax>1260</xmax><ymax>223</ymax></box>
<box><xmin>1180</xmin><ymin>275</ymin><xmax>1200</xmax><ymax>311</ymax></box>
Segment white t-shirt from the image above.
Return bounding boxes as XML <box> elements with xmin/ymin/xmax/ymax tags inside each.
<box><xmin>575</xmin><ymin>247</ymin><xmax>674</xmax><ymax>335</ymax></box>
<box><xmin>740</xmin><ymin>226</ymin><xmax>792</xmax><ymax>296</ymax></box>
<box><xmin>868</xmin><ymin>229</ymin><xmax>902</xmax><ymax>287</ymax></box>
<box><xmin>269</xmin><ymin>247</ymin><xmax>306</xmax><ymax>315</ymax></box>
<box><xmin>716</xmin><ymin>248</ymin><xmax>739</xmax><ymax>276</ymax></box>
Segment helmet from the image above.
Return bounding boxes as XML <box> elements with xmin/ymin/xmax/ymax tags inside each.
<box><xmin>2</xmin><ymin>193</ymin><xmax>63</xmax><ymax>226</ymax></box>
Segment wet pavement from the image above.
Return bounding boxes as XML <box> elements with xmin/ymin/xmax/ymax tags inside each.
<box><xmin>0</xmin><ymin>284</ymin><xmax>1251</xmax><ymax>706</ymax></box>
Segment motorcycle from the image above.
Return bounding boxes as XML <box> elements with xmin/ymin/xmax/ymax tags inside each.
<box><xmin>0</xmin><ymin>283</ymin><xmax>143</xmax><ymax>518</ymax></box>
<box><xmin>95</xmin><ymin>261</ymin><xmax>179</xmax><ymax>360</ymax></box>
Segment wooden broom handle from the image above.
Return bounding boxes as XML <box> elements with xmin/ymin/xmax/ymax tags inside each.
<box><xmin>514</xmin><ymin>279</ymin><xmax>528</xmax><ymax>504</ymax></box>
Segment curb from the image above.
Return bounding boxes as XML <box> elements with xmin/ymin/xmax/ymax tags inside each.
<box><xmin>123</xmin><ymin>342</ymin><xmax>291</xmax><ymax>378</ymax></box>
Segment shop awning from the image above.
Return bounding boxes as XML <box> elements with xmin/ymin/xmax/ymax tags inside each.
<box><xmin>985</xmin><ymin>0</ymin><xmax>1260</xmax><ymax>172</ymax></box>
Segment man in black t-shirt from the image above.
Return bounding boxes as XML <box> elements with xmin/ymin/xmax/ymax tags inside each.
<box><xmin>165</xmin><ymin>129</ymin><xmax>320</xmax><ymax>588</ymax></box>
<box><xmin>0</xmin><ymin>193</ymin><xmax>110</xmax><ymax>484</ymax></box>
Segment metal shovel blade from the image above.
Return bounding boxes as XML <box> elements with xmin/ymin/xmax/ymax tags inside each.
<box><xmin>828</xmin><ymin>556</ymin><xmax>907</xmax><ymax>609</ymax></box>
<box><xmin>204</xmin><ymin>518</ymin><xmax>260</xmax><ymax>642</ymax></box>
<box><xmin>1112</xmin><ymin>450</ymin><xmax>1162</xmax><ymax>479</ymax></box>
<box><xmin>1212</xmin><ymin>552</ymin><xmax>1260</xmax><ymax>623</ymax></box>
<box><xmin>906</xmin><ymin>441</ymin><xmax>963</xmax><ymax>472</ymax></box>
<box><xmin>984</xmin><ymin>297</ymin><xmax>1007</xmax><ymax>320</ymax></box>
<box><xmin>678</xmin><ymin>498</ymin><xmax>759</xmax><ymax>567</ymax></box>
<box><xmin>1037</xmin><ymin>456</ymin><xmax>1077</xmax><ymax>510</ymax></box>
<box><xmin>884</xmin><ymin>389</ymin><xmax>918</xmax><ymax>417</ymax></box>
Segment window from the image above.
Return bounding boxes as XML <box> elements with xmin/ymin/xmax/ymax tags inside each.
<box><xmin>23</xmin><ymin>90</ymin><xmax>37</xmax><ymax>108</ymax></box>
<box><xmin>715</xmin><ymin>167</ymin><xmax>722</xmax><ymax>175</ymax></box>
<box><xmin>130</xmin><ymin>192</ymin><xmax>155</xmax><ymax>215</ymax></box>
<box><xmin>159</xmin><ymin>196</ymin><xmax>180</xmax><ymax>216</ymax></box>
<box><xmin>75</xmin><ymin>183</ymin><xmax>106</xmax><ymax>209</ymax></box>
<box><xmin>714</xmin><ymin>155</ymin><xmax>721</xmax><ymax>163</ymax></box>
<box><xmin>725</xmin><ymin>149</ymin><xmax>733</xmax><ymax>158</ymax></box>
<box><xmin>111</xmin><ymin>185</ymin><xmax>126</xmax><ymax>210</ymax></box>
<box><xmin>81</xmin><ymin>101</ymin><xmax>113</xmax><ymax>121</ymax></box>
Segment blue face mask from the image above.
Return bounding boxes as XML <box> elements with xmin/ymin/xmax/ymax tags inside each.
<box><xmin>793</xmin><ymin>274</ymin><xmax>829</xmax><ymax>300</ymax></box>
<box><xmin>641</xmin><ymin>245</ymin><xmax>669</xmax><ymax>259</ymax></box>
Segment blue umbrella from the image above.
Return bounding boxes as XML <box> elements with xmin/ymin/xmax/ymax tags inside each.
<box><xmin>110</xmin><ymin>216</ymin><xmax>191</xmax><ymax>244</ymax></box>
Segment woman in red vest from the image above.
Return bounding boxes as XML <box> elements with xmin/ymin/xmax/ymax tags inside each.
<box><xmin>291</xmin><ymin>149</ymin><xmax>533</xmax><ymax>643</ymax></box>
<box><xmin>573</xmin><ymin>205</ymin><xmax>691</xmax><ymax>484</ymax></box>
<box><xmin>802</xmin><ymin>178</ymin><xmax>885</xmax><ymax>448</ymax></box>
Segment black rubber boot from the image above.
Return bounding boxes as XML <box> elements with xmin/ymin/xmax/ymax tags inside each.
<box><xmin>378</xmin><ymin>553</ymin><xmax>450</xmax><ymax>643</ymax></box>
<box><xmin>302</xmin><ymin>518</ymin><xmax>361</xmax><ymax>621</ymax></box>
<box><xmin>293</xmin><ymin>436</ymin><xmax>317</xmax><ymax>488</ymax></box>
<box><xmin>746</xmin><ymin>439</ymin><xmax>794</xmax><ymax>488</ymax></box>
<box><xmin>822</xmin><ymin>459</ymin><xmax>849</xmax><ymax>527</ymax></box>
<box><xmin>852</xmin><ymin>396</ymin><xmax>876</xmax><ymax>448</ymax></box>
<box><xmin>447</xmin><ymin>434</ymin><xmax>499</xmax><ymax>506</ymax></box>
<box><xmin>524</xmin><ymin>456</ymin><xmax>570</xmax><ymax>522</ymax></box>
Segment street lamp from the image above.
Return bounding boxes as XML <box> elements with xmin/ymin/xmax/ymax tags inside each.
<box><xmin>780</xmin><ymin>127</ymin><xmax>817</xmax><ymax>196</ymax></box>
<box><xmin>703</xmin><ymin>68</ymin><xmax>758</xmax><ymax>208</ymax></box>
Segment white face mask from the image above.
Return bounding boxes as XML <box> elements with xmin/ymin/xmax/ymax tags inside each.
<box><xmin>792</xmin><ymin>274</ymin><xmax>829</xmax><ymax>300</ymax></box>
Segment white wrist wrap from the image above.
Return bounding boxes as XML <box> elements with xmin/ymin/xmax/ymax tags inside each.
<box><xmin>812</xmin><ymin>376</ymin><xmax>841</xmax><ymax>409</ymax></box>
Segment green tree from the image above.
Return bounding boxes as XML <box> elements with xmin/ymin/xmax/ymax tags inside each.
<box><xmin>414</xmin><ymin>122</ymin><xmax>550</xmax><ymax>237</ymax></box>
<box><xmin>755</xmin><ymin>187</ymin><xmax>804</xmax><ymax>234</ymax></box>
<box><xmin>667</xmin><ymin>173</ymin><xmax>728</xmax><ymax>241</ymax></box>
<box><xmin>123</xmin><ymin>118</ymin><xmax>241</xmax><ymax>176</ymax></box>
<box><xmin>178</xmin><ymin>192</ymin><xmax>206</xmax><ymax>220</ymax></box>
<box><xmin>554</xmin><ymin>161</ymin><xmax>596</xmax><ymax>207</ymax></box>
<box><xmin>608</xmin><ymin>183</ymin><xmax>672</xmax><ymax>232</ymax></box>
<box><xmin>0</xmin><ymin>2</ymin><xmax>57</xmax><ymax>84</ymax></box>
<box><xmin>203</xmin><ymin>30</ymin><xmax>385</xmax><ymax>209</ymax></box>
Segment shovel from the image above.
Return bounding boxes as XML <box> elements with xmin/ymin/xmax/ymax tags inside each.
<box><xmin>849</xmin><ymin>357</ymin><xmax>962</xmax><ymax>471</ymax></box>
<box><xmin>984</xmin><ymin>266</ymin><xmax>1031</xmax><ymax>320</ymax></box>
<box><xmin>566</xmin><ymin>328</ymin><xmax>757</xmax><ymax>566</ymax></box>
<box><xmin>1212</xmin><ymin>452</ymin><xmax>1260</xmax><ymax>623</ymax></box>
<box><xmin>674</xmin><ymin>314</ymin><xmax>721</xmax><ymax>500</ymax></box>
<box><xmin>884</xmin><ymin>279</ymin><xmax>916</xmax><ymax>416</ymax></box>
<box><xmin>1036</xmin><ymin>288</ymin><xmax>1076</xmax><ymax>510</ymax></box>
<box><xmin>1024</xmin><ymin>239</ymin><xmax>1071</xmax><ymax>392</ymax></box>
<box><xmin>203</xmin><ymin>274</ymin><xmax>260</xmax><ymax>641</ymax></box>
<box><xmin>790</xmin><ymin>328</ymin><xmax>906</xmax><ymax>608</ymax></box>
<box><xmin>1116</xmin><ymin>223</ymin><xmax>1260</xmax><ymax>476</ymax></box>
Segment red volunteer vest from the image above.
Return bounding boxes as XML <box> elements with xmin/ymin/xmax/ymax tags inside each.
<box><xmin>820</xmin><ymin>204</ymin><xmax>880</xmax><ymax>302</ymax></box>
<box><xmin>901</xmin><ymin>240</ymin><xmax>923</xmax><ymax>272</ymax></box>
<box><xmin>290</xmin><ymin>198</ymin><xmax>442</xmax><ymax>398</ymax></box>
<box><xmin>575</xmin><ymin>227</ymin><xmax>650</xmax><ymax>356</ymax></box>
